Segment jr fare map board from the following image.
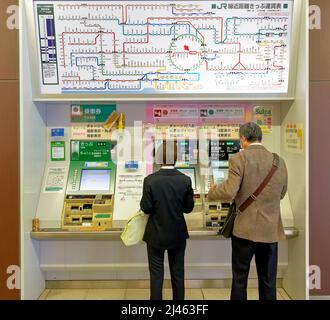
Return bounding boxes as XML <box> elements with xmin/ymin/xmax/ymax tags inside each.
<box><xmin>34</xmin><ymin>0</ymin><xmax>294</xmax><ymax>94</ymax></box>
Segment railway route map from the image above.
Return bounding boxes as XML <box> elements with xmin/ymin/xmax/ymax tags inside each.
<box><xmin>34</xmin><ymin>0</ymin><xmax>294</xmax><ymax>94</ymax></box>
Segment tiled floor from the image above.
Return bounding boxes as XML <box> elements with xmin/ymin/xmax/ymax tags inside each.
<box><xmin>39</xmin><ymin>288</ymin><xmax>291</xmax><ymax>300</ymax></box>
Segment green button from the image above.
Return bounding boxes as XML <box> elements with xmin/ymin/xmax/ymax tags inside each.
<box><xmin>94</xmin><ymin>214</ymin><xmax>111</xmax><ymax>219</ymax></box>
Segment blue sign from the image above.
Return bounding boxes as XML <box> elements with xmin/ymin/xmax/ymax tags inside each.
<box><xmin>125</xmin><ymin>161</ymin><xmax>139</xmax><ymax>170</ymax></box>
<box><xmin>51</xmin><ymin>128</ymin><xmax>65</xmax><ymax>137</ymax></box>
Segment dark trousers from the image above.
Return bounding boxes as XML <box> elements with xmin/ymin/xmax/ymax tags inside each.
<box><xmin>231</xmin><ymin>236</ymin><xmax>278</xmax><ymax>300</ymax></box>
<box><xmin>147</xmin><ymin>243</ymin><xmax>186</xmax><ymax>300</ymax></box>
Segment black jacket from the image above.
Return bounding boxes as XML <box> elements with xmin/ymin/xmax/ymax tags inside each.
<box><xmin>140</xmin><ymin>168</ymin><xmax>195</xmax><ymax>249</ymax></box>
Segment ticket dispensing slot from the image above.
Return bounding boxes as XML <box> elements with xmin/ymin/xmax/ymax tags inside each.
<box><xmin>62</xmin><ymin>140</ymin><xmax>116</xmax><ymax>230</ymax></box>
<box><xmin>205</xmin><ymin>139</ymin><xmax>240</xmax><ymax>228</ymax></box>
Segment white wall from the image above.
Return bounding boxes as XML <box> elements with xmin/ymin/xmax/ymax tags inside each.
<box><xmin>281</xmin><ymin>0</ymin><xmax>308</xmax><ymax>300</ymax></box>
<box><xmin>39</xmin><ymin>239</ymin><xmax>288</xmax><ymax>281</ymax></box>
<box><xmin>20</xmin><ymin>1</ymin><xmax>47</xmax><ymax>299</ymax></box>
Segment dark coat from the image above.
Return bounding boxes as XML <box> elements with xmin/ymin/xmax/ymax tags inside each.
<box><xmin>140</xmin><ymin>169</ymin><xmax>194</xmax><ymax>249</ymax></box>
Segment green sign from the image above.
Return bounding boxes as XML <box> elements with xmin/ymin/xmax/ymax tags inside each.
<box><xmin>71</xmin><ymin>104</ymin><xmax>116</xmax><ymax>123</ymax></box>
<box><xmin>71</xmin><ymin>140</ymin><xmax>111</xmax><ymax>161</ymax></box>
<box><xmin>37</xmin><ymin>5</ymin><xmax>54</xmax><ymax>15</ymax></box>
<box><xmin>51</xmin><ymin>141</ymin><xmax>65</xmax><ymax>161</ymax></box>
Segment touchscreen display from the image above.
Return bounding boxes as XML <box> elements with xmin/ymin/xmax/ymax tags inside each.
<box><xmin>177</xmin><ymin>168</ymin><xmax>196</xmax><ymax>190</ymax></box>
<box><xmin>80</xmin><ymin>169</ymin><xmax>111</xmax><ymax>191</ymax></box>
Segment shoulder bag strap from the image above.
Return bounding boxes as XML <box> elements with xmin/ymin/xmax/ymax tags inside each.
<box><xmin>238</xmin><ymin>153</ymin><xmax>280</xmax><ymax>213</ymax></box>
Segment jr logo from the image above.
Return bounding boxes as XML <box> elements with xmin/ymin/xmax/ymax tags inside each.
<box><xmin>212</xmin><ymin>4</ymin><xmax>227</xmax><ymax>10</ymax></box>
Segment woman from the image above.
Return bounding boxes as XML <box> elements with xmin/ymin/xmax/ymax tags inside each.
<box><xmin>140</xmin><ymin>140</ymin><xmax>194</xmax><ymax>300</ymax></box>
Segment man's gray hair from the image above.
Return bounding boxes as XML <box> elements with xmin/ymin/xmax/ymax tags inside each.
<box><xmin>239</xmin><ymin>122</ymin><xmax>263</xmax><ymax>142</ymax></box>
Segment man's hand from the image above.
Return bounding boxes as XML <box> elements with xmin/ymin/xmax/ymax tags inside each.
<box><xmin>208</xmin><ymin>184</ymin><xmax>218</xmax><ymax>201</ymax></box>
<box><xmin>209</xmin><ymin>184</ymin><xmax>217</xmax><ymax>192</ymax></box>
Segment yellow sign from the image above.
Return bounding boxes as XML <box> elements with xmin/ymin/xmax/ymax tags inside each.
<box><xmin>284</xmin><ymin>123</ymin><xmax>304</xmax><ymax>154</ymax></box>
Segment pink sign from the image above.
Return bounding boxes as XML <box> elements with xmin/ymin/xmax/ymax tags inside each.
<box><xmin>147</xmin><ymin>103</ymin><xmax>252</xmax><ymax>124</ymax></box>
<box><xmin>147</xmin><ymin>104</ymin><xmax>199</xmax><ymax>124</ymax></box>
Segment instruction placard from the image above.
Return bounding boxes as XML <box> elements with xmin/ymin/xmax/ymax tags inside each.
<box><xmin>284</xmin><ymin>123</ymin><xmax>304</xmax><ymax>154</ymax></box>
<box><xmin>44</xmin><ymin>167</ymin><xmax>66</xmax><ymax>192</ymax></box>
<box><xmin>51</xmin><ymin>141</ymin><xmax>65</xmax><ymax>161</ymax></box>
<box><xmin>116</xmin><ymin>174</ymin><xmax>144</xmax><ymax>203</ymax></box>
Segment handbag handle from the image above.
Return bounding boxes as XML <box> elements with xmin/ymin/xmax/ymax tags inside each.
<box><xmin>238</xmin><ymin>153</ymin><xmax>280</xmax><ymax>213</ymax></box>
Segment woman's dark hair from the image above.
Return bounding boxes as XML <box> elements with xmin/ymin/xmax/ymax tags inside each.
<box><xmin>155</xmin><ymin>140</ymin><xmax>178</xmax><ymax>165</ymax></box>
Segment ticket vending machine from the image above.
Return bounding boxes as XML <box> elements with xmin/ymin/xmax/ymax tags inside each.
<box><xmin>199</xmin><ymin>124</ymin><xmax>241</xmax><ymax>228</ymax></box>
<box><xmin>175</xmin><ymin>139</ymin><xmax>204</xmax><ymax>228</ymax></box>
<box><xmin>62</xmin><ymin>140</ymin><xmax>117</xmax><ymax>230</ymax></box>
<box><xmin>152</xmin><ymin>133</ymin><xmax>204</xmax><ymax>229</ymax></box>
<box><xmin>204</xmin><ymin>139</ymin><xmax>241</xmax><ymax>228</ymax></box>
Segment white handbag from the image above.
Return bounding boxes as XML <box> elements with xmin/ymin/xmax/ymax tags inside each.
<box><xmin>121</xmin><ymin>210</ymin><xmax>149</xmax><ymax>246</ymax></box>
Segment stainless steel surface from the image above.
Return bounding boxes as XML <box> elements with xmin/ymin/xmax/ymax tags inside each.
<box><xmin>30</xmin><ymin>227</ymin><xmax>298</xmax><ymax>240</ymax></box>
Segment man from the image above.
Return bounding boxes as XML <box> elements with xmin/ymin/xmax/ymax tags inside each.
<box><xmin>140</xmin><ymin>140</ymin><xmax>194</xmax><ymax>300</ymax></box>
<box><xmin>208</xmin><ymin>122</ymin><xmax>288</xmax><ymax>300</ymax></box>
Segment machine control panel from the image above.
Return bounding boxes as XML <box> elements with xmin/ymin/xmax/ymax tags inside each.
<box><xmin>62</xmin><ymin>140</ymin><xmax>116</xmax><ymax>230</ymax></box>
<box><xmin>205</xmin><ymin>139</ymin><xmax>241</xmax><ymax>228</ymax></box>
